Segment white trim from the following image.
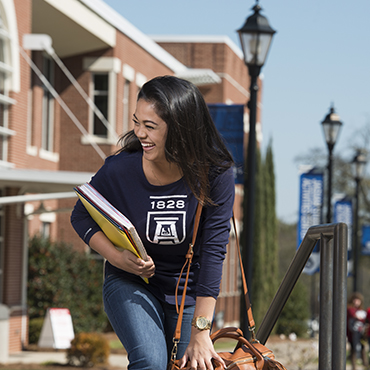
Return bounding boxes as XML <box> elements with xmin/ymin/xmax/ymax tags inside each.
<box><xmin>0</xmin><ymin>61</ymin><xmax>12</xmax><ymax>74</ymax></box>
<box><xmin>177</xmin><ymin>69</ymin><xmax>221</xmax><ymax>86</ymax></box>
<box><xmin>0</xmin><ymin>125</ymin><xmax>15</xmax><ymax>136</ymax></box>
<box><xmin>0</xmin><ymin>159</ymin><xmax>14</xmax><ymax>168</ymax></box>
<box><xmin>217</xmin><ymin>73</ymin><xmax>250</xmax><ymax>98</ymax></box>
<box><xmin>83</xmin><ymin>56</ymin><xmax>121</xmax><ymax>73</ymax></box>
<box><xmin>26</xmin><ymin>146</ymin><xmax>37</xmax><ymax>156</ymax></box>
<box><xmin>39</xmin><ymin>148</ymin><xmax>60</xmax><ymax>162</ymax></box>
<box><xmin>136</xmin><ymin>72</ymin><xmax>147</xmax><ymax>88</ymax></box>
<box><xmin>122</xmin><ymin>64</ymin><xmax>135</xmax><ymax>81</ymax></box>
<box><xmin>23</xmin><ymin>34</ymin><xmax>53</xmax><ymax>53</ymax></box>
<box><xmin>44</xmin><ymin>0</ymin><xmax>116</xmax><ymax>48</ymax></box>
<box><xmin>0</xmin><ymin>93</ymin><xmax>16</xmax><ymax>105</ymax></box>
<box><xmin>0</xmin><ymin>168</ymin><xmax>93</xmax><ymax>184</ymax></box>
<box><xmin>26</xmin><ymin>88</ymin><xmax>33</xmax><ymax>152</ymax></box>
<box><xmin>81</xmin><ymin>0</ymin><xmax>187</xmax><ymax>73</ymax></box>
<box><xmin>81</xmin><ymin>133</ymin><xmax>116</xmax><ymax>145</ymax></box>
<box><xmin>0</xmin><ymin>191</ymin><xmax>77</xmax><ymax>205</ymax></box>
<box><xmin>0</xmin><ymin>28</ymin><xmax>9</xmax><ymax>40</ymax></box>
<box><xmin>39</xmin><ymin>212</ymin><xmax>56</xmax><ymax>223</ymax></box>
<box><xmin>150</xmin><ymin>35</ymin><xmax>244</xmax><ymax>60</ymax></box>
<box><xmin>0</xmin><ymin>0</ymin><xmax>20</xmax><ymax>92</ymax></box>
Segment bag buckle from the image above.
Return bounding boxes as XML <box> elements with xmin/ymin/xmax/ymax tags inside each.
<box><xmin>248</xmin><ymin>325</ymin><xmax>259</xmax><ymax>343</ymax></box>
<box><xmin>171</xmin><ymin>338</ymin><xmax>180</xmax><ymax>361</ymax></box>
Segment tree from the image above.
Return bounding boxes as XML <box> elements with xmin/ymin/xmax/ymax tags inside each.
<box><xmin>264</xmin><ymin>142</ymin><xmax>279</xmax><ymax>308</ymax></box>
<box><xmin>251</xmin><ymin>148</ymin><xmax>266</xmax><ymax>326</ymax></box>
<box><xmin>251</xmin><ymin>143</ymin><xmax>279</xmax><ymax>327</ymax></box>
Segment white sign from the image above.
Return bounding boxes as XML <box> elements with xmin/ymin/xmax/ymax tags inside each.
<box><xmin>38</xmin><ymin>308</ymin><xmax>75</xmax><ymax>349</ymax></box>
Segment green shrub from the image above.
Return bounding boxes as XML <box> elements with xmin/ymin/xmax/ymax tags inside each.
<box><xmin>28</xmin><ymin>317</ymin><xmax>44</xmax><ymax>344</ymax></box>
<box><xmin>67</xmin><ymin>332</ymin><xmax>110</xmax><ymax>367</ymax></box>
<box><xmin>27</xmin><ymin>235</ymin><xmax>108</xmax><ymax>334</ymax></box>
<box><xmin>275</xmin><ymin>279</ymin><xmax>310</xmax><ymax>337</ymax></box>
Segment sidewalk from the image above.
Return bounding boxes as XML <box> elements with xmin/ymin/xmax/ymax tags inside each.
<box><xmin>5</xmin><ymin>351</ymin><xmax>129</xmax><ymax>368</ymax></box>
<box><xmin>4</xmin><ymin>339</ymin><xmax>366</xmax><ymax>370</ymax></box>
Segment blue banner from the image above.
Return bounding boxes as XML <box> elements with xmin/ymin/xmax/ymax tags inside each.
<box><xmin>362</xmin><ymin>225</ymin><xmax>370</xmax><ymax>256</ymax></box>
<box><xmin>333</xmin><ymin>196</ymin><xmax>352</xmax><ymax>254</ymax></box>
<box><xmin>208</xmin><ymin>104</ymin><xmax>244</xmax><ymax>184</ymax></box>
<box><xmin>333</xmin><ymin>196</ymin><xmax>353</xmax><ymax>274</ymax></box>
<box><xmin>297</xmin><ymin>169</ymin><xmax>324</xmax><ymax>275</ymax></box>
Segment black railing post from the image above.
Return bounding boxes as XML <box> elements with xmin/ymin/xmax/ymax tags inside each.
<box><xmin>256</xmin><ymin>223</ymin><xmax>348</xmax><ymax>370</ymax></box>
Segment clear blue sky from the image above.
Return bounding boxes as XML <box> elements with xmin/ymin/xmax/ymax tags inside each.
<box><xmin>104</xmin><ymin>0</ymin><xmax>370</xmax><ymax>223</ymax></box>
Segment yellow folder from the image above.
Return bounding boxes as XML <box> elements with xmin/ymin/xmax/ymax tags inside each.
<box><xmin>75</xmin><ymin>191</ymin><xmax>148</xmax><ymax>283</ymax></box>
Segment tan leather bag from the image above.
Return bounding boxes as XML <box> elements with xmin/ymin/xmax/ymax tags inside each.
<box><xmin>168</xmin><ymin>209</ymin><xmax>287</xmax><ymax>370</ymax></box>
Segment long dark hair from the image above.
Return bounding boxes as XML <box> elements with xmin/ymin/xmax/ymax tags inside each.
<box><xmin>117</xmin><ymin>75</ymin><xmax>234</xmax><ymax>205</ymax></box>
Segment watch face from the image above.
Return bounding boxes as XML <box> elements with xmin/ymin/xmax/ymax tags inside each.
<box><xmin>197</xmin><ymin>317</ymin><xmax>208</xmax><ymax>329</ymax></box>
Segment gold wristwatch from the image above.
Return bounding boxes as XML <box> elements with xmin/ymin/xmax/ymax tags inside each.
<box><xmin>191</xmin><ymin>316</ymin><xmax>212</xmax><ymax>331</ymax></box>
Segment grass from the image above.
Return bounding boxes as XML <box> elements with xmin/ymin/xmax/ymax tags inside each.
<box><xmin>109</xmin><ymin>339</ymin><xmax>124</xmax><ymax>350</ymax></box>
<box><xmin>213</xmin><ymin>338</ymin><xmax>235</xmax><ymax>352</ymax></box>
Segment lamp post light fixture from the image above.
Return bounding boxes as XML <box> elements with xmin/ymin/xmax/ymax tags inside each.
<box><xmin>352</xmin><ymin>149</ymin><xmax>367</xmax><ymax>293</ymax></box>
<box><xmin>321</xmin><ymin>105</ymin><xmax>343</xmax><ymax>223</ymax></box>
<box><xmin>237</xmin><ymin>2</ymin><xmax>275</xmax><ymax>335</ymax></box>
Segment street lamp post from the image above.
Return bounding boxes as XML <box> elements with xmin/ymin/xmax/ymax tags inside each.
<box><xmin>321</xmin><ymin>105</ymin><xmax>343</xmax><ymax>223</ymax></box>
<box><xmin>237</xmin><ymin>2</ymin><xmax>275</xmax><ymax>335</ymax></box>
<box><xmin>352</xmin><ymin>149</ymin><xmax>367</xmax><ymax>293</ymax></box>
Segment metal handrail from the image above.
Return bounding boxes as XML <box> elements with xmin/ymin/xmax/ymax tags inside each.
<box><xmin>256</xmin><ymin>222</ymin><xmax>348</xmax><ymax>370</ymax></box>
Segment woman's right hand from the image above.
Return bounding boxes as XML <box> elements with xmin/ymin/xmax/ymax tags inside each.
<box><xmin>89</xmin><ymin>231</ymin><xmax>155</xmax><ymax>278</ymax></box>
<box><xmin>114</xmin><ymin>249</ymin><xmax>155</xmax><ymax>278</ymax></box>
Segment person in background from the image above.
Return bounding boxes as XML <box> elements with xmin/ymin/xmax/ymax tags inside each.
<box><xmin>347</xmin><ymin>292</ymin><xmax>368</xmax><ymax>370</ymax></box>
<box><xmin>71</xmin><ymin>75</ymin><xmax>235</xmax><ymax>370</ymax></box>
<box><xmin>366</xmin><ymin>306</ymin><xmax>370</xmax><ymax>368</ymax></box>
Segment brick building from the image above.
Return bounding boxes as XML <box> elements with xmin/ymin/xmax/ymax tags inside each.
<box><xmin>0</xmin><ymin>0</ymin><xmax>261</xmax><ymax>359</ymax></box>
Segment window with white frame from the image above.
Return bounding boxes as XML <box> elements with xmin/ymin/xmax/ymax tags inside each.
<box><xmin>122</xmin><ymin>64</ymin><xmax>135</xmax><ymax>134</ymax></box>
<box><xmin>0</xmin><ymin>14</ymin><xmax>16</xmax><ymax>165</ymax></box>
<box><xmin>122</xmin><ymin>79</ymin><xmax>130</xmax><ymax>134</ymax></box>
<box><xmin>0</xmin><ymin>189</ymin><xmax>3</xmax><ymax>303</ymax></box>
<box><xmin>92</xmin><ymin>73</ymin><xmax>109</xmax><ymax>137</ymax></box>
<box><xmin>82</xmin><ymin>57</ymin><xmax>120</xmax><ymax>144</ymax></box>
<box><xmin>41</xmin><ymin>221</ymin><xmax>51</xmax><ymax>239</ymax></box>
<box><xmin>41</xmin><ymin>55</ymin><xmax>55</xmax><ymax>152</ymax></box>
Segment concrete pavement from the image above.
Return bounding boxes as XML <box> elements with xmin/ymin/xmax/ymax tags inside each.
<box><xmin>4</xmin><ymin>350</ymin><xmax>129</xmax><ymax>368</ymax></box>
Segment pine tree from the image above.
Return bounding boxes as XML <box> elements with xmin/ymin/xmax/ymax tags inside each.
<box><xmin>251</xmin><ymin>148</ymin><xmax>266</xmax><ymax>326</ymax></box>
<box><xmin>264</xmin><ymin>141</ymin><xmax>279</xmax><ymax>307</ymax></box>
<box><xmin>251</xmin><ymin>143</ymin><xmax>279</xmax><ymax>328</ymax></box>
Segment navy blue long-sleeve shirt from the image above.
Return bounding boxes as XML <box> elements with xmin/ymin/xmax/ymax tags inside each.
<box><xmin>71</xmin><ymin>150</ymin><xmax>234</xmax><ymax>306</ymax></box>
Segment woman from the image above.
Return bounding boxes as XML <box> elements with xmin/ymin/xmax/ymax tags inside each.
<box><xmin>71</xmin><ymin>75</ymin><xmax>235</xmax><ymax>369</ymax></box>
<box><xmin>347</xmin><ymin>292</ymin><xmax>368</xmax><ymax>370</ymax></box>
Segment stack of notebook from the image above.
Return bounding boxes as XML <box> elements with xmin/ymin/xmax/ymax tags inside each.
<box><xmin>74</xmin><ymin>183</ymin><xmax>148</xmax><ymax>282</ymax></box>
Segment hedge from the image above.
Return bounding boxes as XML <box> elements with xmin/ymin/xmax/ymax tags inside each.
<box><xmin>27</xmin><ymin>235</ymin><xmax>108</xmax><ymax>340</ymax></box>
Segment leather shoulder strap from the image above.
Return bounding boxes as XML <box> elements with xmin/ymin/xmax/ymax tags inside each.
<box><xmin>173</xmin><ymin>202</ymin><xmax>203</xmax><ymax>341</ymax></box>
<box><xmin>232</xmin><ymin>215</ymin><xmax>256</xmax><ymax>337</ymax></box>
<box><xmin>171</xmin><ymin>209</ymin><xmax>257</xmax><ymax>360</ymax></box>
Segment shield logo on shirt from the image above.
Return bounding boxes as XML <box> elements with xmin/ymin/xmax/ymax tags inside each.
<box><xmin>146</xmin><ymin>211</ymin><xmax>186</xmax><ymax>244</ymax></box>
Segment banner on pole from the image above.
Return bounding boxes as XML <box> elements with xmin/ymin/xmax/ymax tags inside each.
<box><xmin>208</xmin><ymin>104</ymin><xmax>244</xmax><ymax>184</ymax></box>
<box><xmin>362</xmin><ymin>225</ymin><xmax>370</xmax><ymax>256</ymax></box>
<box><xmin>297</xmin><ymin>168</ymin><xmax>323</xmax><ymax>275</ymax></box>
<box><xmin>333</xmin><ymin>196</ymin><xmax>353</xmax><ymax>274</ymax></box>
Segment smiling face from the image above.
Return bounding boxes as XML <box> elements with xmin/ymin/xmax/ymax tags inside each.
<box><xmin>133</xmin><ymin>99</ymin><xmax>168</xmax><ymax>165</ymax></box>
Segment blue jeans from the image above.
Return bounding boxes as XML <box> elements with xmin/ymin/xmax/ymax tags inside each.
<box><xmin>103</xmin><ymin>274</ymin><xmax>195</xmax><ymax>370</ymax></box>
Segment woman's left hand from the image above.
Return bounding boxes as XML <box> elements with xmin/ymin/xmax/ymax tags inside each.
<box><xmin>179</xmin><ymin>330</ymin><xmax>225</xmax><ymax>370</ymax></box>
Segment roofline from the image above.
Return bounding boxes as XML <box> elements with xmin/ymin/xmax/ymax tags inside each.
<box><xmin>0</xmin><ymin>168</ymin><xmax>94</xmax><ymax>193</ymax></box>
<box><xmin>79</xmin><ymin>0</ymin><xmax>187</xmax><ymax>73</ymax></box>
<box><xmin>0</xmin><ymin>192</ymin><xmax>77</xmax><ymax>205</ymax></box>
<box><xmin>150</xmin><ymin>35</ymin><xmax>244</xmax><ymax>60</ymax></box>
